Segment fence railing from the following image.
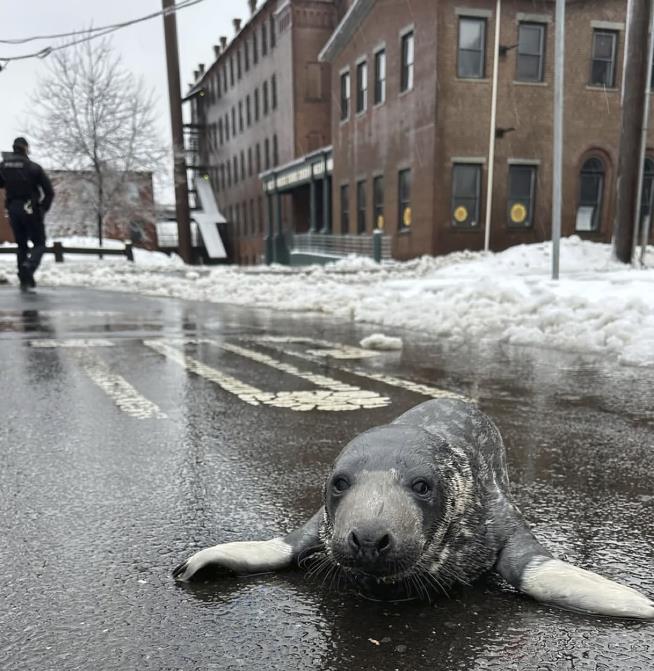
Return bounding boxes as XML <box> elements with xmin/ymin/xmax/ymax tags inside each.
<box><xmin>0</xmin><ymin>241</ymin><xmax>134</xmax><ymax>262</ymax></box>
<box><xmin>290</xmin><ymin>232</ymin><xmax>392</xmax><ymax>260</ymax></box>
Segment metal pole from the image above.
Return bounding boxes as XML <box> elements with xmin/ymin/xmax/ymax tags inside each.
<box><xmin>613</xmin><ymin>0</ymin><xmax>651</xmax><ymax>263</ymax></box>
<box><xmin>483</xmin><ymin>0</ymin><xmax>501</xmax><ymax>252</ymax></box>
<box><xmin>635</xmin><ymin>0</ymin><xmax>654</xmax><ymax>265</ymax></box>
<box><xmin>162</xmin><ymin>0</ymin><xmax>193</xmax><ymax>265</ymax></box>
<box><xmin>551</xmin><ymin>0</ymin><xmax>566</xmax><ymax>280</ymax></box>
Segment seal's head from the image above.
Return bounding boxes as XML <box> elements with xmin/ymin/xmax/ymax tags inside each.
<box><xmin>321</xmin><ymin>424</ymin><xmax>463</xmax><ymax>594</ymax></box>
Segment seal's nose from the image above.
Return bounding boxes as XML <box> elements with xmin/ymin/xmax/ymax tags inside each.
<box><xmin>348</xmin><ymin>526</ymin><xmax>393</xmax><ymax>561</ymax></box>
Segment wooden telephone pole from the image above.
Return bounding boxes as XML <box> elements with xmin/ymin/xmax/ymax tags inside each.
<box><xmin>162</xmin><ymin>0</ymin><xmax>193</xmax><ymax>264</ymax></box>
<box><xmin>613</xmin><ymin>0</ymin><xmax>652</xmax><ymax>263</ymax></box>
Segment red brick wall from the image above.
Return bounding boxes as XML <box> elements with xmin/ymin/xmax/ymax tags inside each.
<box><xmin>0</xmin><ymin>192</ymin><xmax>13</xmax><ymax>243</ymax></box>
<box><xmin>328</xmin><ymin>0</ymin><xmax>651</xmax><ymax>260</ymax></box>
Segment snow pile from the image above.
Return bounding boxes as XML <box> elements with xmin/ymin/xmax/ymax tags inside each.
<box><xmin>1</xmin><ymin>235</ymin><xmax>653</xmax><ymax>367</ymax></box>
<box><xmin>360</xmin><ymin>334</ymin><xmax>404</xmax><ymax>351</ymax></box>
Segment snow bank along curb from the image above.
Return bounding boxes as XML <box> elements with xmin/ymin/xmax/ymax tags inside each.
<box><xmin>2</xmin><ymin>236</ymin><xmax>652</xmax><ymax>368</ymax></box>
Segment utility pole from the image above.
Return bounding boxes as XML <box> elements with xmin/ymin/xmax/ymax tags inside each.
<box><xmin>551</xmin><ymin>0</ymin><xmax>565</xmax><ymax>280</ymax></box>
<box><xmin>613</xmin><ymin>0</ymin><xmax>652</xmax><ymax>264</ymax></box>
<box><xmin>162</xmin><ymin>0</ymin><xmax>193</xmax><ymax>265</ymax></box>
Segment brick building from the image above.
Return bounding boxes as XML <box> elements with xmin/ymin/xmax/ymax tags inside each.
<box><xmin>48</xmin><ymin>171</ymin><xmax>157</xmax><ymax>249</ymax></box>
<box><xmin>187</xmin><ymin>0</ymin><xmax>350</xmax><ymax>264</ymax></box>
<box><xmin>189</xmin><ymin>0</ymin><xmax>653</xmax><ymax>264</ymax></box>
<box><xmin>0</xmin><ymin>192</ymin><xmax>10</xmax><ymax>243</ymax></box>
<box><xmin>320</xmin><ymin>0</ymin><xmax>654</xmax><ymax>260</ymax></box>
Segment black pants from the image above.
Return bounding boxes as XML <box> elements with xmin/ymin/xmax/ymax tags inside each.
<box><xmin>7</xmin><ymin>200</ymin><xmax>46</xmax><ymax>278</ymax></box>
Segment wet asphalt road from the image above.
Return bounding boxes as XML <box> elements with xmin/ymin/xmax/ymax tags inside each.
<box><xmin>0</xmin><ymin>285</ymin><xmax>652</xmax><ymax>671</ymax></box>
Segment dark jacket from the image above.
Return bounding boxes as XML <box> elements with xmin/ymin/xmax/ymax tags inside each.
<box><xmin>0</xmin><ymin>153</ymin><xmax>55</xmax><ymax>213</ymax></box>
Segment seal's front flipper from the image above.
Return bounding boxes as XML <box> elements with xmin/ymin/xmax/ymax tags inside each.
<box><xmin>496</xmin><ymin>522</ymin><xmax>654</xmax><ymax>619</ymax></box>
<box><xmin>173</xmin><ymin>509</ymin><xmax>324</xmax><ymax>582</ymax></box>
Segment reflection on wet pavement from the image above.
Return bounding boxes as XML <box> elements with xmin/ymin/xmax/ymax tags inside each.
<box><xmin>0</xmin><ymin>287</ymin><xmax>652</xmax><ymax>670</ymax></box>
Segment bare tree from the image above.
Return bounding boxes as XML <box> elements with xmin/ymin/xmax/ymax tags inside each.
<box><xmin>27</xmin><ymin>35</ymin><xmax>166</xmax><ymax>247</ymax></box>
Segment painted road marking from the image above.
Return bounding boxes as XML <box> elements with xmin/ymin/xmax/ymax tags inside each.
<box><xmin>244</xmin><ymin>337</ymin><xmax>469</xmax><ymax>401</ymax></box>
<box><xmin>145</xmin><ymin>338</ymin><xmax>391</xmax><ymax>412</ymax></box>
<box><xmin>29</xmin><ymin>338</ymin><xmax>166</xmax><ymax>419</ymax></box>
<box><xmin>29</xmin><ymin>339</ymin><xmax>115</xmax><ymax>348</ymax></box>
<box><xmin>26</xmin><ymin>335</ymin><xmax>465</xmax><ymax>414</ymax></box>
<box><xmin>251</xmin><ymin>336</ymin><xmax>382</xmax><ymax>360</ymax></box>
<box><xmin>78</xmin><ymin>353</ymin><xmax>167</xmax><ymax>420</ymax></box>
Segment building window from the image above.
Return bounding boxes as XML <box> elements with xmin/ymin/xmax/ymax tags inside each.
<box><xmin>250</xmin><ymin>200</ymin><xmax>255</xmax><ymax>237</ymax></box>
<box><xmin>262</xmin><ymin>22</ymin><xmax>268</xmax><ymax>56</ymax></box>
<box><xmin>256</xmin><ymin>143</ymin><xmax>261</xmax><ymax>173</ymax></box>
<box><xmin>254</xmin><ymin>88</ymin><xmax>260</xmax><ymax>121</ymax></box>
<box><xmin>517</xmin><ymin>23</ymin><xmax>545</xmax><ymax>82</ymax></box>
<box><xmin>340</xmin><ymin>184</ymin><xmax>350</xmax><ymax>234</ymax></box>
<box><xmin>306</xmin><ymin>63</ymin><xmax>324</xmax><ymax>101</ymax></box>
<box><xmin>270</xmin><ymin>15</ymin><xmax>276</xmax><ymax>47</ymax></box>
<box><xmin>244</xmin><ymin>41</ymin><xmax>250</xmax><ymax>71</ymax></box>
<box><xmin>233</xmin><ymin>156</ymin><xmax>239</xmax><ymax>184</ymax></box>
<box><xmin>451</xmin><ymin>164</ymin><xmax>481</xmax><ymax>227</ymax></box>
<box><xmin>240</xmin><ymin>151</ymin><xmax>246</xmax><ymax>181</ymax></box>
<box><xmin>590</xmin><ymin>30</ymin><xmax>618</xmax><ymax>88</ymax></box>
<box><xmin>227</xmin><ymin>161</ymin><xmax>232</xmax><ymax>187</ymax></box>
<box><xmin>271</xmin><ymin>75</ymin><xmax>277</xmax><ymax>110</ymax></box>
<box><xmin>222</xmin><ymin>67</ymin><xmax>228</xmax><ymax>91</ymax></box>
<box><xmin>264</xmin><ymin>138</ymin><xmax>270</xmax><ymax>170</ymax></box>
<box><xmin>641</xmin><ymin>158</ymin><xmax>654</xmax><ymax>228</ymax></box>
<box><xmin>398</xmin><ymin>169</ymin><xmax>412</xmax><ymax>230</ymax></box>
<box><xmin>356</xmin><ymin>61</ymin><xmax>368</xmax><ymax>113</ymax></box>
<box><xmin>576</xmin><ymin>157</ymin><xmax>605</xmax><ymax>231</ymax></box>
<box><xmin>225</xmin><ymin>113</ymin><xmax>230</xmax><ymax>141</ymax></box>
<box><xmin>242</xmin><ymin>203</ymin><xmax>248</xmax><ymax>237</ymax></box>
<box><xmin>218</xmin><ymin>119</ymin><xmax>224</xmax><ymax>145</ymax></box>
<box><xmin>230</xmin><ymin>56</ymin><xmax>235</xmax><ymax>86</ymax></box>
<box><xmin>231</xmin><ymin>107</ymin><xmax>236</xmax><ymax>136</ymax></box>
<box><xmin>248</xmin><ymin>147</ymin><xmax>253</xmax><ymax>177</ymax></box>
<box><xmin>373</xmin><ymin>175</ymin><xmax>384</xmax><ymax>229</ymax></box>
<box><xmin>356</xmin><ymin>179</ymin><xmax>367</xmax><ymax>234</ymax></box>
<box><xmin>400</xmin><ymin>30</ymin><xmax>415</xmax><ymax>92</ymax></box>
<box><xmin>273</xmin><ymin>134</ymin><xmax>279</xmax><ymax>167</ymax></box>
<box><xmin>508</xmin><ymin>165</ymin><xmax>537</xmax><ymax>227</ymax></box>
<box><xmin>458</xmin><ymin>17</ymin><xmax>486</xmax><ymax>79</ymax></box>
<box><xmin>220</xmin><ymin>164</ymin><xmax>225</xmax><ymax>191</ymax></box>
<box><xmin>340</xmin><ymin>70</ymin><xmax>351</xmax><ymax>121</ymax></box>
<box><xmin>217</xmin><ymin>72</ymin><xmax>222</xmax><ymax>98</ymax></box>
<box><xmin>263</xmin><ymin>80</ymin><xmax>269</xmax><ymax>115</ymax></box>
<box><xmin>237</xmin><ymin>49</ymin><xmax>242</xmax><ymax>79</ymax></box>
<box><xmin>238</xmin><ymin>101</ymin><xmax>244</xmax><ymax>133</ymax></box>
<box><xmin>253</xmin><ymin>33</ymin><xmax>259</xmax><ymax>64</ymax></box>
<box><xmin>374</xmin><ymin>48</ymin><xmax>386</xmax><ymax>104</ymax></box>
<box><xmin>246</xmin><ymin>95</ymin><xmax>252</xmax><ymax>126</ymax></box>
<box><xmin>258</xmin><ymin>196</ymin><xmax>264</xmax><ymax>234</ymax></box>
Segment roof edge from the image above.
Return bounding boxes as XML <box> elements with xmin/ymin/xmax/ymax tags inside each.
<box><xmin>318</xmin><ymin>0</ymin><xmax>376</xmax><ymax>63</ymax></box>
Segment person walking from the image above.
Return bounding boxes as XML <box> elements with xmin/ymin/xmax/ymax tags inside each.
<box><xmin>0</xmin><ymin>137</ymin><xmax>54</xmax><ymax>290</ymax></box>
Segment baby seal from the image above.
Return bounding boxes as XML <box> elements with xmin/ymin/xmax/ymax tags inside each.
<box><xmin>173</xmin><ymin>399</ymin><xmax>654</xmax><ymax>619</ymax></box>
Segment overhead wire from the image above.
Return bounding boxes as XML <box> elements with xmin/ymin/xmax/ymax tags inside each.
<box><xmin>0</xmin><ymin>0</ymin><xmax>205</xmax><ymax>69</ymax></box>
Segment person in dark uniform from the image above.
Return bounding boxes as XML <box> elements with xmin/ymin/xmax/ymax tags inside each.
<box><xmin>0</xmin><ymin>137</ymin><xmax>54</xmax><ymax>290</ymax></box>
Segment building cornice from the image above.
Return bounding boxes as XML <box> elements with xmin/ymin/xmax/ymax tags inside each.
<box><xmin>318</xmin><ymin>0</ymin><xmax>376</xmax><ymax>62</ymax></box>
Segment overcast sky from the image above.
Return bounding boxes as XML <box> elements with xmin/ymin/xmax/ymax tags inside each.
<box><xmin>0</xmin><ymin>0</ymin><xmax>251</xmax><ymax>199</ymax></box>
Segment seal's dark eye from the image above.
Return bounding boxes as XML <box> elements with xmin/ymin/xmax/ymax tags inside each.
<box><xmin>411</xmin><ymin>479</ymin><xmax>431</xmax><ymax>496</ymax></box>
<box><xmin>332</xmin><ymin>477</ymin><xmax>350</xmax><ymax>494</ymax></box>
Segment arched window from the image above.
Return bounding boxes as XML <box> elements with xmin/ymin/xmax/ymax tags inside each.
<box><xmin>640</xmin><ymin>158</ymin><xmax>654</xmax><ymax>224</ymax></box>
<box><xmin>576</xmin><ymin>157</ymin><xmax>605</xmax><ymax>232</ymax></box>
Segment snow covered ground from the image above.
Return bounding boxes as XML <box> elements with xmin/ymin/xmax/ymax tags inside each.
<box><xmin>0</xmin><ymin>235</ymin><xmax>652</xmax><ymax>367</ymax></box>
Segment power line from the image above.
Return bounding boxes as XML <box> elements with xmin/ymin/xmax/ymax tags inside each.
<box><xmin>0</xmin><ymin>0</ymin><xmax>205</xmax><ymax>67</ymax></box>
